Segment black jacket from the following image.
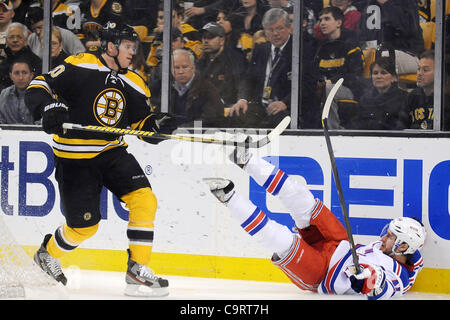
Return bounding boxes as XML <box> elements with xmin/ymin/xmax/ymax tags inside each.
<box><xmin>170</xmin><ymin>72</ymin><xmax>226</xmax><ymax>128</ymax></box>
<box><xmin>0</xmin><ymin>46</ymin><xmax>42</xmax><ymax>89</ymax></box>
<box><xmin>198</xmin><ymin>46</ymin><xmax>247</xmax><ymax>107</ymax></box>
<box><xmin>239</xmin><ymin>37</ymin><xmax>293</xmax><ymax>109</ymax></box>
<box><xmin>314</xmin><ymin>29</ymin><xmax>364</xmax><ymax>98</ymax></box>
<box><xmin>406</xmin><ymin>87</ymin><xmax>434</xmax><ymax>129</ymax></box>
<box><xmin>357</xmin><ymin>0</ymin><xmax>424</xmax><ymax>55</ymax></box>
<box><xmin>352</xmin><ymin>84</ymin><xmax>409</xmax><ymax>130</ymax></box>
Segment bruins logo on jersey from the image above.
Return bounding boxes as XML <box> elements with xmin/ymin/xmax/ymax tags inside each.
<box><xmin>93</xmin><ymin>88</ymin><xmax>126</xmax><ymax>126</ymax></box>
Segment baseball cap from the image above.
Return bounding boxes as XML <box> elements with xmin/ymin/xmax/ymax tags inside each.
<box><xmin>201</xmin><ymin>22</ymin><xmax>225</xmax><ymax>37</ymax></box>
<box><xmin>0</xmin><ymin>0</ymin><xmax>13</xmax><ymax>10</ymax></box>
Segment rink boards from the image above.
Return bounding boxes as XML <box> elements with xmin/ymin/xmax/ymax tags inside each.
<box><xmin>1</xmin><ymin>128</ymin><xmax>450</xmax><ymax>294</ymax></box>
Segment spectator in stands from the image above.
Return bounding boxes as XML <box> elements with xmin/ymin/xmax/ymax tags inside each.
<box><xmin>122</xmin><ymin>0</ymin><xmax>158</xmax><ymax>31</ymax></box>
<box><xmin>39</xmin><ymin>25</ymin><xmax>68</xmax><ymax>67</ymax></box>
<box><xmin>149</xmin><ymin>2</ymin><xmax>202</xmax><ymax>61</ymax></box>
<box><xmin>216</xmin><ymin>9</ymin><xmax>253</xmax><ymax>60</ymax></box>
<box><xmin>0</xmin><ymin>22</ymin><xmax>41</xmax><ymax>90</ymax></box>
<box><xmin>313</xmin><ymin>6</ymin><xmax>364</xmax><ymax>129</ymax></box>
<box><xmin>11</xmin><ymin>0</ymin><xmax>32</xmax><ymax>25</ymax></box>
<box><xmin>314</xmin><ymin>0</ymin><xmax>361</xmax><ymax>40</ymax></box>
<box><xmin>198</xmin><ymin>22</ymin><xmax>247</xmax><ymax>110</ymax></box>
<box><xmin>234</xmin><ymin>0</ymin><xmax>270</xmax><ymax>36</ymax></box>
<box><xmin>0</xmin><ymin>0</ymin><xmax>15</xmax><ymax>60</ymax></box>
<box><xmin>51</xmin><ymin>0</ymin><xmax>82</xmax><ymax>35</ymax></box>
<box><xmin>79</xmin><ymin>0</ymin><xmax>127</xmax><ymax>51</ymax></box>
<box><xmin>183</xmin><ymin>0</ymin><xmax>225</xmax><ymax>30</ymax></box>
<box><xmin>26</xmin><ymin>5</ymin><xmax>85</xmax><ymax>59</ymax></box>
<box><xmin>357</xmin><ymin>0</ymin><xmax>424</xmax><ymax>75</ymax></box>
<box><xmin>172</xmin><ymin>1</ymin><xmax>202</xmax><ymax>58</ymax></box>
<box><xmin>227</xmin><ymin>8</ymin><xmax>292</xmax><ymax>128</ymax></box>
<box><xmin>170</xmin><ymin>48</ymin><xmax>225</xmax><ymax>127</ymax></box>
<box><xmin>184</xmin><ymin>0</ymin><xmax>248</xmax><ymax>30</ymax></box>
<box><xmin>349</xmin><ymin>57</ymin><xmax>409</xmax><ymax>130</ymax></box>
<box><xmin>148</xmin><ymin>28</ymin><xmax>195</xmax><ymax>109</ymax></box>
<box><xmin>0</xmin><ymin>58</ymin><xmax>36</xmax><ymax>124</ymax></box>
<box><xmin>406</xmin><ymin>50</ymin><xmax>435</xmax><ymax>129</ymax></box>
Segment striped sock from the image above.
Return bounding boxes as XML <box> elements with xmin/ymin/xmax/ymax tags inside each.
<box><xmin>228</xmin><ymin>192</ymin><xmax>295</xmax><ymax>256</ymax></box>
<box><xmin>245</xmin><ymin>157</ymin><xmax>315</xmax><ymax>229</ymax></box>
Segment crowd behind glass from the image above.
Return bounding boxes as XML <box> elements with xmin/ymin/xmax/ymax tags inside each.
<box><xmin>0</xmin><ymin>0</ymin><xmax>448</xmax><ymax>131</ymax></box>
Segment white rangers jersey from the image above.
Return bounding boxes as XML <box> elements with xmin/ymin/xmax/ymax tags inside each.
<box><xmin>318</xmin><ymin>240</ymin><xmax>424</xmax><ymax>300</ymax></box>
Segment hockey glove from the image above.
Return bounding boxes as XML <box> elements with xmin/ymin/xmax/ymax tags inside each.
<box><xmin>345</xmin><ymin>264</ymin><xmax>386</xmax><ymax>296</ymax></box>
<box><xmin>147</xmin><ymin>112</ymin><xmax>178</xmax><ymax>134</ymax></box>
<box><xmin>42</xmin><ymin>102</ymin><xmax>69</xmax><ymax>135</ymax></box>
<box><xmin>140</xmin><ymin>113</ymin><xmax>178</xmax><ymax>145</ymax></box>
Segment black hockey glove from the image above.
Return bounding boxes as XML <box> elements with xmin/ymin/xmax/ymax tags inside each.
<box><xmin>147</xmin><ymin>112</ymin><xmax>178</xmax><ymax>134</ymax></box>
<box><xmin>42</xmin><ymin>102</ymin><xmax>69</xmax><ymax>135</ymax></box>
<box><xmin>140</xmin><ymin>113</ymin><xmax>179</xmax><ymax>145</ymax></box>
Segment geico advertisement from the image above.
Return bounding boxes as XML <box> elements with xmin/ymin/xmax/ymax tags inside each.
<box><xmin>1</xmin><ymin>129</ymin><xmax>449</xmax><ymax>269</ymax></box>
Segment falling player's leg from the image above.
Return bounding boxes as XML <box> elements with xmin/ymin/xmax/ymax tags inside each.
<box><xmin>234</xmin><ymin>153</ymin><xmax>316</xmax><ymax>229</ymax></box>
<box><xmin>203</xmin><ymin>178</ymin><xmax>330</xmax><ymax>291</ymax></box>
<box><xmin>121</xmin><ymin>187</ymin><xmax>169</xmax><ymax>297</ymax></box>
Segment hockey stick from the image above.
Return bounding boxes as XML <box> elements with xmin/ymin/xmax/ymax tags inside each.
<box><xmin>321</xmin><ymin>78</ymin><xmax>361</xmax><ymax>274</ymax></box>
<box><xmin>62</xmin><ymin>116</ymin><xmax>290</xmax><ymax>149</ymax></box>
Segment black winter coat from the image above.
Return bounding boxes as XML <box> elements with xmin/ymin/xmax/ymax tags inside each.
<box><xmin>351</xmin><ymin>84</ymin><xmax>409</xmax><ymax>130</ymax></box>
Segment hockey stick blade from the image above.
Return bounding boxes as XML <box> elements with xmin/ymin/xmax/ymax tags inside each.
<box><xmin>62</xmin><ymin>116</ymin><xmax>290</xmax><ymax>149</ymax></box>
<box><xmin>321</xmin><ymin>78</ymin><xmax>344</xmax><ymax>128</ymax></box>
<box><xmin>321</xmin><ymin>79</ymin><xmax>361</xmax><ymax>273</ymax></box>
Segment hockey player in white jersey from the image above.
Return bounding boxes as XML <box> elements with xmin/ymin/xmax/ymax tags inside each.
<box><xmin>203</xmin><ymin>146</ymin><xmax>426</xmax><ymax>300</ymax></box>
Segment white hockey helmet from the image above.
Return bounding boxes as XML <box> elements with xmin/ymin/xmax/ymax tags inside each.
<box><xmin>382</xmin><ymin>217</ymin><xmax>426</xmax><ymax>255</ymax></box>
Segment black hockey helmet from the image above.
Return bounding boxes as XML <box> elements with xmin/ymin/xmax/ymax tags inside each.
<box><xmin>100</xmin><ymin>21</ymin><xmax>139</xmax><ymax>52</ymax></box>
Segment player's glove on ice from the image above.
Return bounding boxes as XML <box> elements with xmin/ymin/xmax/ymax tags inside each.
<box><xmin>42</xmin><ymin>102</ymin><xmax>69</xmax><ymax>135</ymax></box>
<box><xmin>345</xmin><ymin>264</ymin><xmax>386</xmax><ymax>297</ymax></box>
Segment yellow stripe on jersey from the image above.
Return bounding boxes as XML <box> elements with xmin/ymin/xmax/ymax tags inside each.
<box><xmin>119</xmin><ymin>71</ymin><xmax>151</xmax><ymax>98</ymax></box>
<box><xmin>347</xmin><ymin>47</ymin><xmax>361</xmax><ymax>55</ymax></box>
<box><xmin>52</xmin><ymin>135</ymin><xmax>128</xmax><ymax>159</ymax></box>
<box><xmin>65</xmin><ymin>52</ymin><xmax>108</xmax><ymax>70</ymax></box>
<box><xmin>65</xmin><ymin>53</ymin><xmax>150</xmax><ymax>98</ymax></box>
<box><xmin>319</xmin><ymin>57</ymin><xmax>345</xmax><ymax>68</ymax></box>
<box><xmin>27</xmin><ymin>75</ymin><xmax>53</xmax><ymax>96</ymax></box>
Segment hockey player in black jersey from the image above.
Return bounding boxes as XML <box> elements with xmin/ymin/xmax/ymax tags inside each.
<box><xmin>25</xmin><ymin>21</ymin><xmax>176</xmax><ymax>297</ymax></box>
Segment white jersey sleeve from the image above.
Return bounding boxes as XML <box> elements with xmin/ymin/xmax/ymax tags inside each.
<box><xmin>318</xmin><ymin>240</ymin><xmax>423</xmax><ymax>300</ymax></box>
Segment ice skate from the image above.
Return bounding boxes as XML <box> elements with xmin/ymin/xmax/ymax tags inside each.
<box><xmin>203</xmin><ymin>178</ymin><xmax>236</xmax><ymax>204</ymax></box>
<box><xmin>229</xmin><ymin>136</ymin><xmax>252</xmax><ymax>168</ymax></box>
<box><xmin>33</xmin><ymin>234</ymin><xmax>67</xmax><ymax>286</ymax></box>
<box><xmin>125</xmin><ymin>250</ymin><xmax>169</xmax><ymax>297</ymax></box>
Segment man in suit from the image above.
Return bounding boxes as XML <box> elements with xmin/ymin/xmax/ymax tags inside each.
<box><xmin>227</xmin><ymin>7</ymin><xmax>292</xmax><ymax>128</ymax></box>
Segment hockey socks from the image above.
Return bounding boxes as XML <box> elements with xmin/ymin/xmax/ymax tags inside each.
<box><xmin>46</xmin><ymin>223</ymin><xmax>99</xmax><ymax>258</ymax></box>
<box><xmin>122</xmin><ymin>187</ymin><xmax>158</xmax><ymax>265</ymax></box>
<box><xmin>244</xmin><ymin>156</ymin><xmax>316</xmax><ymax>229</ymax></box>
<box><xmin>227</xmin><ymin>192</ymin><xmax>295</xmax><ymax>258</ymax></box>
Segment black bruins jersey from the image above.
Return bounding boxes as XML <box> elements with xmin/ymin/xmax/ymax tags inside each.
<box><xmin>406</xmin><ymin>87</ymin><xmax>434</xmax><ymax>130</ymax></box>
<box><xmin>26</xmin><ymin>52</ymin><xmax>151</xmax><ymax>160</ymax></box>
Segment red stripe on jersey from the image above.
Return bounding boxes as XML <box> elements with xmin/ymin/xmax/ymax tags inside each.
<box><xmin>267</xmin><ymin>170</ymin><xmax>283</xmax><ymax>194</ymax></box>
<box><xmin>244</xmin><ymin>211</ymin><xmax>265</xmax><ymax>233</ymax></box>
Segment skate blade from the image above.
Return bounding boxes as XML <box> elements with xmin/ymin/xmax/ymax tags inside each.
<box><xmin>124</xmin><ymin>283</ymin><xmax>169</xmax><ymax>298</ymax></box>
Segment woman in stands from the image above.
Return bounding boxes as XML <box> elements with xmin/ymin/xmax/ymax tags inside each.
<box><xmin>350</xmin><ymin>57</ymin><xmax>409</xmax><ymax>130</ymax></box>
<box><xmin>216</xmin><ymin>9</ymin><xmax>253</xmax><ymax>60</ymax></box>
